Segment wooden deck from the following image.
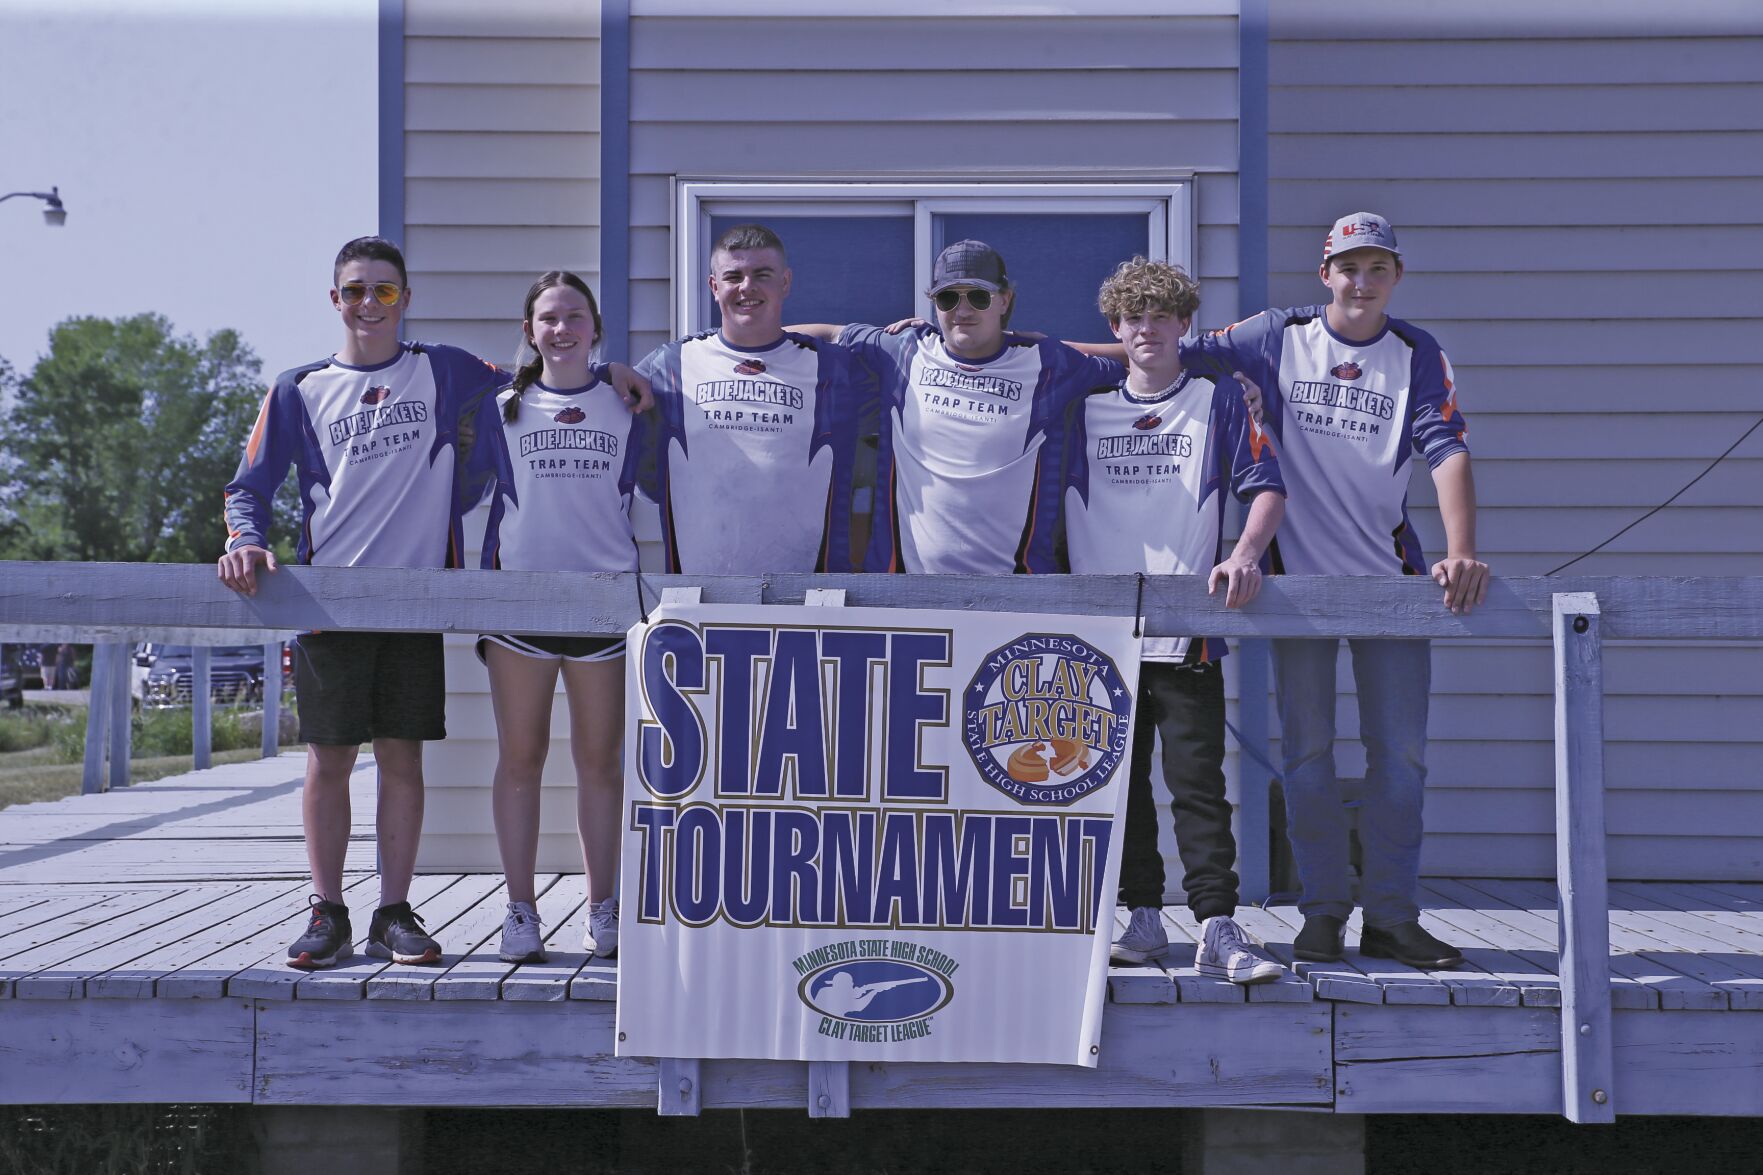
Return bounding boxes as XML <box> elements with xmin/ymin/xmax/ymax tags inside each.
<box><xmin>1</xmin><ymin>754</ymin><xmax>1760</xmax><ymax>1116</ymax></box>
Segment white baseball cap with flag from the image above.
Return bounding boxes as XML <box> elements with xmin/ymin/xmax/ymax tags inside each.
<box><xmin>1323</xmin><ymin>212</ymin><xmax>1401</xmax><ymax>262</ymax></box>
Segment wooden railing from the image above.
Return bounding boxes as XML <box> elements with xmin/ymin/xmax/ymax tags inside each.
<box><xmin>2</xmin><ymin>561</ymin><xmax>1759</xmax><ymax>1123</ymax></box>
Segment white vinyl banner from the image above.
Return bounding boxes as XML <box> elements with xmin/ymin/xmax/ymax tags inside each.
<box><xmin>615</xmin><ymin>602</ymin><xmax>1140</xmax><ymax>1067</ymax></box>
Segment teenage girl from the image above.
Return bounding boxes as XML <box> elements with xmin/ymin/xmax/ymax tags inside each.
<box><xmin>474</xmin><ymin>271</ymin><xmax>641</xmax><ymax>963</ymax></box>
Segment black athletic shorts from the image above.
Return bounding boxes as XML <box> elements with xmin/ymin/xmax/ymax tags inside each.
<box><xmin>293</xmin><ymin>631</ymin><xmax>446</xmax><ymax>745</ymax></box>
<box><xmin>476</xmin><ymin>634</ymin><xmax>627</xmax><ymax>663</ymax></box>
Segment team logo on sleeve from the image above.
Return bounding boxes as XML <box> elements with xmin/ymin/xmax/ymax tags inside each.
<box><xmin>360</xmin><ymin>386</ymin><xmax>392</xmax><ymax>404</ymax></box>
<box><xmin>1330</xmin><ymin>361</ymin><xmax>1362</xmax><ymax>381</ymax></box>
<box><xmin>1132</xmin><ymin>413</ymin><xmax>1162</xmax><ymax>431</ymax></box>
<box><xmin>963</xmin><ymin>634</ymin><xmax>1132</xmax><ymax>805</ymax></box>
<box><xmin>554</xmin><ymin>406</ymin><xmax>586</xmax><ymax>424</ymax></box>
<box><xmin>734</xmin><ymin>358</ymin><xmax>767</xmax><ymax>375</ymax></box>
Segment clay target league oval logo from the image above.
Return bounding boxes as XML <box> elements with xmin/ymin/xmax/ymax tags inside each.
<box><xmin>733</xmin><ymin>359</ymin><xmax>767</xmax><ymax>375</ymax></box>
<box><xmin>1330</xmin><ymin>361</ymin><xmax>1362</xmax><ymax>381</ymax></box>
<box><xmin>554</xmin><ymin>406</ymin><xmax>586</xmax><ymax>425</ymax></box>
<box><xmin>797</xmin><ymin>959</ymin><xmax>953</xmax><ymax>1025</ymax></box>
<box><xmin>963</xmin><ymin>633</ymin><xmax>1132</xmax><ymax>806</ymax></box>
<box><xmin>360</xmin><ymin>385</ymin><xmax>392</xmax><ymax>405</ymax></box>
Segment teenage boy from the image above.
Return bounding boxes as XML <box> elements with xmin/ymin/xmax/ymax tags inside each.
<box><xmin>796</xmin><ymin>239</ymin><xmax>1125</xmax><ymax>573</ymax></box>
<box><xmin>1185</xmin><ymin>213</ymin><xmax>1489</xmax><ymax>969</ymax></box>
<box><xmin>1048</xmin><ymin>258</ymin><xmax>1287</xmax><ymax>982</ymax></box>
<box><xmin>633</xmin><ymin>223</ymin><xmax>872</xmax><ymax>573</ymax></box>
<box><xmin>218</xmin><ymin>236</ymin><xmax>648</xmax><ymax>970</ymax></box>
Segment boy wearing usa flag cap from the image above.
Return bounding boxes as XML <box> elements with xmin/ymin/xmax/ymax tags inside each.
<box><xmin>1182</xmin><ymin>212</ymin><xmax>1489</xmax><ymax>969</ymax></box>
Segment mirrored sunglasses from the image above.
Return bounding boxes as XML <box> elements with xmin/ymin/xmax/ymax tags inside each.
<box><xmin>337</xmin><ymin>282</ymin><xmax>404</xmax><ymax>307</ymax></box>
<box><xmin>933</xmin><ymin>288</ymin><xmax>993</xmax><ymax>313</ymax></box>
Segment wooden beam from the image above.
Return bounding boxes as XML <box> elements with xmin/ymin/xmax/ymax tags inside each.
<box><xmin>107</xmin><ymin>640</ymin><xmax>131</xmax><ymax>792</ymax></box>
<box><xmin>657</xmin><ymin>1057</ymin><xmax>702</xmax><ymax>1116</ymax></box>
<box><xmin>3</xmin><ymin>562</ymin><xmax>1759</xmax><ymax>641</ymax></box>
<box><xmin>81</xmin><ymin>643</ymin><xmax>116</xmax><ymax>795</ymax></box>
<box><xmin>192</xmin><ymin>645</ymin><xmax>212</xmax><ymax>771</ymax></box>
<box><xmin>1553</xmin><ymin>592</ymin><xmax>1616</xmax><ymax>1124</ymax></box>
<box><xmin>261</xmin><ymin>641</ymin><xmax>282</xmax><ymax>759</ymax></box>
<box><xmin>1235</xmin><ymin>638</ymin><xmax>1273</xmax><ymax>903</ymax></box>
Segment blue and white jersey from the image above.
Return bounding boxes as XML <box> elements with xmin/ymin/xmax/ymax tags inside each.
<box><xmin>223</xmin><ymin>342</ymin><xmax>505</xmax><ymax>568</ymax></box>
<box><xmin>1048</xmin><ymin>372</ymin><xmax>1284</xmax><ymax>662</ymax></box>
<box><xmin>839</xmin><ymin>324</ymin><xmax>1123</xmax><ymax>574</ymax></box>
<box><xmin>1182</xmin><ymin>306</ymin><xmax>1467</xmax><ymax>576</ymax></box>
<box><xmin>634</xmin><ymin>331</ymin><xmax>871</xmax><ymax>573</ymax></box>
<box><xmin>475</xmin><ymin>377</ymin><xmax>643</xmax><ymax>573</ymax></box>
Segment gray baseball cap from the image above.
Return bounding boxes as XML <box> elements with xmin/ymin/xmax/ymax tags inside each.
<box><xmin>929</xmin><ymin>240</ymin><xmax>1009</xmax><ymax>293</ymax></box>
<box><xmin>1323</xmin><ymin>212</ymin><xmax>1402</xmax><ymax>262</ymax></box>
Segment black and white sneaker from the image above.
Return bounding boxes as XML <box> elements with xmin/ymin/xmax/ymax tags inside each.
<box><xmin>367</xmin><ymin>901</ymin><xmax>443</xmax><ymax>965</ymax></box>
<box><xmin>287</xmin><ymin>896</ymin><xmax>353</xmax><ymax>970</ymax></box>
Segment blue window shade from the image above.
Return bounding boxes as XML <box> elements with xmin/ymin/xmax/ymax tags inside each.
<box><xmin>710</xmin><ymin>216</ymin><xmax>915</xmax><ymax>333</ymax></box>
<box><xmin>935</xmin><ymin>213</ymin><xmax>1148</xmax><ymax>345</ymax></box>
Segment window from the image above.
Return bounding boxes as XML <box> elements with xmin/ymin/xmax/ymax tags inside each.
<box><xmin>675</xmin><ymin>181</ymin><xmax>1195</xmax><ymax>344</ymax></box>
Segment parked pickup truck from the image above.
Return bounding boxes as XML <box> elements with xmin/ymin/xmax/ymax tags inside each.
<box><xmin>134</xmin><ymin>643</ymin><xmax>288</xmax><ymax>710</ymax></box>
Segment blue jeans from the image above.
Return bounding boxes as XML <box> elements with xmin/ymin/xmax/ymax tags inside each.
<box><xmin>1273</xmin><ymin>638</ymin><xmax>1430</xmax><ymax>928</ymax></box>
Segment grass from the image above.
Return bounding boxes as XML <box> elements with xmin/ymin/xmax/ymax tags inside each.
<box><xmin>0</xmin><ymin>701</ymin><xmax>298</xmax><ymax>810</ymax></box>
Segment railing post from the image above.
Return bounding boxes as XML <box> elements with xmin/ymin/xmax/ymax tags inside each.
<box><xmin>192</xmin><ymin>644</ymin><xmax>212</xmax><ymax>770</ymax></box>
<box><xmin>81</xmin><ymin>643</ymin><xmax>116</xmax><ymax>794</ymax></box>
<box><xmin>1553</xmin><ymin>592</ymin><xmax>1614</xmax><ymax>1123</ymax></box>
<box><xmin>106</xmin><ymin>641</ymin><xmax>131</xmax><ymax>791</ymax></box>
<box><xmin>1235</xmin><ymin>637</ymin><xmax>1273</xmax><ymax>903</ymax></box>
<box><xmin>262</xmin><ymin>640</ymin><xmax>282</xmax><ymax>758</ymax></box>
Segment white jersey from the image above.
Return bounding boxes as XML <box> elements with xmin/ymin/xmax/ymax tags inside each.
<box><xmin>1184</xmin><ymin>306</ymin><xmax>1467</xmax><ymax>576</ymax></box>
<box><xmin>1050</xmin><ymin>372</ymin><xmax>1283</xmax><ymax>661</ymax></box>
<box><xmin>839</xmin><ymin>324</ymin><xmax>1122</xmax><ymax>574</ymax></box>
<box><xmin>476</xmin><ymin>377</ymin><xmax>642</xmax><ymax>572</ymax></box>
<box><xmin>635</xmin><ymin>331</ymin><xmax>870</xmax><ymax>573</ymax></box>
<box><xmin>224</xmin><ymin>342</ymin><xmax>505</xmax><ymax>568</ymax></box>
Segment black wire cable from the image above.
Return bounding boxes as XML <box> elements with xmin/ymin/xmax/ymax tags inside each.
<box><xmin>634</xmin><ymin>566</ymin><xmax>650</xmax><ymax>625</ymax></box>
<box><xmin>1545</xmin><ymin>414</ymin><xmax>1763</xmax><ymax>576</ymax></box>
<box><xmin>1132</xmin><ymin>572</ymin><xmax>1145</xmax><ymax>638</ymax></box>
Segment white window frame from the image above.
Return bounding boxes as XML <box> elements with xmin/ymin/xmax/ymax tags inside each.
<box><xmin>672</xmin><ymin>180</ymin><xmax>1196</xmax><ymax>337</ymax></box>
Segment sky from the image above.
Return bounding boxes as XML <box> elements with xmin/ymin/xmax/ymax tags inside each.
<box><xmin>1</xmin><ymin>0</ymin><xmax>377</xmax><ymax>383</ymax></box>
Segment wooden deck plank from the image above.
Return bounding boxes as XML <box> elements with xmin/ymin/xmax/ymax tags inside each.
<box><xmin>162</xmin><ymin>876</ymin><xmax>382</xmax><ymax>999</ymax></box>
<box><xmin>434</xmin><ymin>875</ymin><xmax>578</xmax><ymax>1001</ymax></box>
<box><xmin>0</xmin><ymin>889</ymin><xmax>194</xmax><ymax>997</ymax></box>
<box><xmin>570</xmin><ymin>954</ymin><xmax>619</xmax><ymax>1000</ymax></box>
<box><xmin>1335</xmin><ymin>1004</ymin><xmax>1562</xmax><ymax>1114</ymax></box>
<box><xmin>368</xmin><ymin>876</ymin><xmax>527</xmax><ymax>1001</ymax></box>
<box><xmin>0</xmin><ymin>998</ymin><xmax>255</xmax><ymax>1104</ymax></box>
<box><xmin>1499</xmin><ymin>879</ymin><xmax>1732</xmax><ymax>1011</ymax></box>
<box><xmin>1225</xmin><ymin>905</ymin><xmax>1328</xmax><ymax>1004</ymax></box>
<box><xmin>490</xmin><ymin>885</ymin><xmax>590</xmax><ymax>1002</ymax></box>
<box><xmin>290</xmin><ymin>874</ymin><xmax>482</xmax><ymax>1002</ymax></box>
<box><xmin>0</xmin><ymin>892</ymin><xmax>131</xmax><ymax>951</ymax></box>
<box><xmin>1416</xmin><ymin>880</ymin><xmax>1565</xmax><ymax>1007</ymax></box>
<box><xmin>1104</xmin><ymin>907</ymin><xmax>1176</xmax><ymax>1004</ymax></box>
<box><xmin>1447</xmin><ymin>878</ymin><xmax>1699</xmax><ymax>1010</ymax></box>
<box><xmin>1597</xmin><ymin>883</ymin><xmax>1763</xmax><ymax>1008</ymax></box>
<box><xmin>1250</xmin><ymin>905</ymin><xmax>1399</xmax><ymax>1005</ymax></box>
<box><xmin>228</xmin><ymin>874</ymin><xmax>462</xmax><ymax>1001</ymax></box>
<box><xmin>253</xmin><ymin>999</ymin><xmax>657</xmax><ymax>1106</ymax></box>
<box><xmin>14</xmin><ymin>884</ymin><xmax>266</xmax><ymax>999</ymax></box>
<box><xmin>87</xmin><ymin>881</ymin><xmax>310</xmax><ymax>998</ymax></box>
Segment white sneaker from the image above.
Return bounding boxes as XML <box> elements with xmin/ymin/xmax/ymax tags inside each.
<box><xmin>585</xmin><ymin>895</ymin><xmax>619</xmax><ymax>958</ymax></box>
<box><xmin>499</xmin><ymin>900</ymin><xmax>546</xmax><ymax>964</ymax></box>
<box><xmin>1111</xmin><ymin>906</ymin><xmax>1169</xmax><ymax>964</ymax></box>
<box><xmin>1196</xmin><ymin>914</ymin><xmax>1284</xmax><ymax>985</ymax></box>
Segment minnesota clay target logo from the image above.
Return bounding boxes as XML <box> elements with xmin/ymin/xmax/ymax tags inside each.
<box><xmin>963</xmin><ymin>633</ymin><xmax>1132</xmax><ymax>805</ymax></box>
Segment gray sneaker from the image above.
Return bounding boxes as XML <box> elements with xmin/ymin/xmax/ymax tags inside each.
<box><xmin>1111</xmin><ymin>906</ymin><xmax>1169</xmax><ymax>965</ymax></box>
<box><xmin>584</xmin><ymin>895</ymin><xmax>619</xmax><ymax>958</ymax></box>
<box><xmin>1196</xmin><ymin>914</ymin><xmax>1285</xmax><ymax>984</ymax></box>
<box><xmin>499</xmin><ymin>900</ymin><xmax>546</xmax><ymax>964</ymax></box>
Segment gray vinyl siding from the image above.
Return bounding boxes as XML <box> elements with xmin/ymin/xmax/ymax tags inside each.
<box><xmin>1266</xmin><ymin>3</ymin><xmax>1763</xmax><ymax>881</ymax></box>
<box><xmin>400</xmin><ymin>0</ymin><xmax>605</xmax><ymax>873</ymax></box>
<box><xmin>621</xmin><ymin>5</ymin><xmax>1244</xmax><ymax>358</ymax></box>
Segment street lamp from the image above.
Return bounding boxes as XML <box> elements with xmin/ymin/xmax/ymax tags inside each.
<box><xmin>1</xmin><ymin>187</ymin><xmax>67</xmax><ymax>226</ymax></box>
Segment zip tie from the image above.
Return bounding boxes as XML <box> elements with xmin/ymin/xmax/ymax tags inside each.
<box><xmin>1132</xmin><ymin>572</ymin><xmax>1146</xmax><ymax>639</ymax></box>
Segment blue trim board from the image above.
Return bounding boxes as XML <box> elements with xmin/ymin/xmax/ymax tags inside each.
<box><xmin>1234</xmin><ymin>0</ymin><xmax>1274</xmax><ymax>902</ymax></box>
<box><xmin>377</xmin><ymin>0</ymin><xmax>405</xmax><ymax>251</ymax></box>
<box><xmin>600</xmin><ymin>0</ymin><xmax>632</xmax><ymax>362</ymax></box>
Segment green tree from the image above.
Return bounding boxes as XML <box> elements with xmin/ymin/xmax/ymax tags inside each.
<box><xmin>0</xmin><ymin>314</ymin><xmax>296</xmax><ymax>564</ymax></box>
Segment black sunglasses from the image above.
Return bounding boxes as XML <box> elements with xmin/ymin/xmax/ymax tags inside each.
<box><xmin>933</xmin><ymin>288</ymin><xmax>994</xmax><ymax>313</ymax></box>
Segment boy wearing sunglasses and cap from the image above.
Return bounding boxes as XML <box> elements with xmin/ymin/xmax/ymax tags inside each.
<box><xmin>218</xmin><ymin>235</ymin><xmax>649</xmax><ymax>971</ymax></box>
<box><xmin>795</xmin><ymin>239</ymin><xmax>1124</xmax><ymax>574</ymax></box>
<box><xmin>1180</xmin><ymin>213</ymin><xmax>1489</xmax><ymax>970</ymax></box>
